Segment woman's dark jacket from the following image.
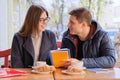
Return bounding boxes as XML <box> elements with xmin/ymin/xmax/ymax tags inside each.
<box><xmin>11</xmin><ymin>30</ymin><xmax>57</xmax><ymax>68</ymax></box>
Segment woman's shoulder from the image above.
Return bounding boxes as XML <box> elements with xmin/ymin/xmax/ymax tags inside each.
<box><xmin>13</xmin><ymin>32</ymin><xmax>28</xmax><ymax>42</ymax></box>
<box><xmin>43</xmin><ymin>30</ymin><xmax>56</xmax><ymax>39</ymax></box>
<box><xmin>43</xmin><ymin>29</ymin><xmax>55</xmax><ymax>36</ymax></box>
<box><xmin>13</xmin><ymin>32</ymin><xmax>20</xmax><ymax>38</ymax></box>
<box><xmin>44</xmin><ymin>29</ymin><xmax>54</xmax><ymax>33</ymax></box>
<box><xmin>13</xmin><ymin>32</ymin><xmax>23</xmax><ymax>38</ymax></box>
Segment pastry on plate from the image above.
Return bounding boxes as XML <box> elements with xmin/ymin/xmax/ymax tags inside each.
<box><xmin>67</xmin><ymin>61</ymin><xmax>85</xmax><ymax>72</ymax></box>
<box><xmin>33</xmin><ymin>65</ymin><xmax>56</xmax><ymax>72</ymax></box>
<box><xmin>67</xmin><ymin>66</ymin><xmax>84</xmax><ymax>72</ymax></box>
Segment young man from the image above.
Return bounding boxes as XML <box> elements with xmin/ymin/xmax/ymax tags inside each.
<box><xmin>61</xmin><ymin>7</ymin><xmax>116</xmax><ymax>68</ymax></box>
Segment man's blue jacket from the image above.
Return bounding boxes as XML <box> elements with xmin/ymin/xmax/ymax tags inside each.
<box><xmin>61</xmin><ymin>20</ymin><xmax>116</xmax><ymax>68</ymax></box>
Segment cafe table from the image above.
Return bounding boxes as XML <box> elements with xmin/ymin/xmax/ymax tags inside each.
<box><xmin>0</xmin><ymin>68</ymin><xmax>54</xmax><ymax>80</ymax></box>
<box><xmin>0</xmin><ymin>68</ymin><xmax>120</xmax><ymax>80</ymax></box>
<box><xmin>54</xmin><ymin>68</ymin><xmax>120</xmax><ymax>80</ymax></box>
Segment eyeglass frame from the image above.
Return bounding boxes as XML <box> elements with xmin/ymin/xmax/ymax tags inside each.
<box><xmin>39</xmin><ymin>17</ymin><xmax>50</xmax><ymax>23</ymax></box>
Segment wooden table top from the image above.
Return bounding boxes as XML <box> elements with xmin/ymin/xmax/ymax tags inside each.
<box><xmin>0</xmin><ymin>68</ymin><xmax>120</xmax><ymax>80</ymax></box>
<box><xmin>0</xmin><ymin>68</ymin><xmax>54</xmax><ymax>80</ymax></box>
<box><xmin>54</xmin><ymin>68</ymin><xmax>120</xmax><ymax>80</ymax></box>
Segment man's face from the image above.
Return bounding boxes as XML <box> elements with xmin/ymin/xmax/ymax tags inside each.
<box><xmin>67</xmin><ymin>15</ymin><xmax>82</xmax><ymax>35</ymax></box>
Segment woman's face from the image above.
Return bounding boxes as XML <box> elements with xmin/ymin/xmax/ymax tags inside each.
<box><xmin>38</xmin><ymin>11</ymin><xmax>49</xmax><ymax>32</ymax></box>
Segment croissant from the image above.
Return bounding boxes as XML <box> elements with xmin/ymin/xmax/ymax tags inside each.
<box><xmin>33</xmin><ymin>65</ymin><xmax>56</xmax><ymax>72</ymax></box>
<box><xmin>67</xmin><ymin>66</ymin><xmax>83</xmax><ymax>72</ymax></box>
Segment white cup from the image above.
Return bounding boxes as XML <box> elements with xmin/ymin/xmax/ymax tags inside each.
<box><xmin>71</xmin><ymin>61</ymin><xmax>83</xmax><ymax>69</ymax></box>
<box><xmin>35</xmin><ymin>61</ymin><xmax>46</xmax><ymax>67</ymax></box>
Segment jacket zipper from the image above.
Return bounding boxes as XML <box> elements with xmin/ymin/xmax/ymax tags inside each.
<box><xmin>64</xmin><ymin>36</ymin><xmax>77</xmax><ymax>57</ymax></box>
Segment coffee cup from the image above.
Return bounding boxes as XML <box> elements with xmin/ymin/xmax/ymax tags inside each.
<box><xmin>35</xmin><ymin>61</ymin><xmax>46</xmax><ymax>67</ymax></box>
<box><xmin>71</xmin><ymin>61</ymin><xmax>83</xmax><ymax>69</ymax></box>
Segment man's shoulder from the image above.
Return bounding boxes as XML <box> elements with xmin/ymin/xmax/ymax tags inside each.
<box><xmin>97</xmin><ymin>29</ymin><xmax>108</xmax><ymax>35</ymax></box>
<box><xmin>63</xmin><ymin>30</ymin><xmax>69</xmax><ymax>37</ymax></box>
<box><xmin>93</xmin><ymin>29</ymin><xmax>109</xmax><ymax>40</ymax></box>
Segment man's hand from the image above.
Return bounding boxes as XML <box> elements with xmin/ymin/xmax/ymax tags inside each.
<box><xmin>60</xmin><ymin>58</ymin><xmax>79</xmax><ymax>68</ymax></box>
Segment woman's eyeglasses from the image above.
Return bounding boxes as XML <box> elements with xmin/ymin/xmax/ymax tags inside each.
<box><xmin>39</xmin><ymin>17</ymin><xmax>50</xmax><ymax>23</ymax></box>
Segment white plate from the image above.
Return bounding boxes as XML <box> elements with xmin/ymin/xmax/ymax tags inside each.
<box><xmin>61</xmin><ymin>70</ymin><xmax>85</xmax><ymax>75</ymax></box>
<box><xmin>70</xmin><ymin>67</ymin><xmax>86</xmax><ymax>69</ymax></box>
<box><xmin>31</xmin><ymin>70</ymin><xmax>52</xmax><ymax>74</ymax></box>
<box><xmin>79</xmin><ymin>67</ymin><xmax>86</xmax><ymax>69</ymax></box>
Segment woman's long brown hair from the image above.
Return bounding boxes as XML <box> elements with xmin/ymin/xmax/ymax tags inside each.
<box><xmin>19</xmin><ymin>4</ymin><xmax>48</xmax><ymax>37</ymax></box>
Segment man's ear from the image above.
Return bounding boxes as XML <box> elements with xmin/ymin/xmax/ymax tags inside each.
<box><xmin>82</xmin><ymin>21</ymin><xmax>87</xmax><ymax>27</ymax></box>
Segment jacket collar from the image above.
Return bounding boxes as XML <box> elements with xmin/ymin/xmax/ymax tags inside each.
<box><xmin>23</xmin><ymin>36</ymin><xmax>34</xmax><ymax>59</ymax></box>
<box><xmin>22</xmin><ymin>30</ymin><xmax>49</xmax><ymax>60</ymax></box>
<box><xmin>89</xmin><ymin>20</ymin><xmax>102</xmax><ymax>39</ymax></box>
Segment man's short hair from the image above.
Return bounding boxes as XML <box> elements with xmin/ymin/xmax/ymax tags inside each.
<box><xmin>69</xmin><ymin>7</ymin><xmax>92</xmax><ymax>26</ymax></box>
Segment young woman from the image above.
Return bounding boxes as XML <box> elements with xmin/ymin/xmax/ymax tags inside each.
<box><xmin>11</xmin><ymin>4</ymin><xmax>57</xmax><ymax>68</ymax></box>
